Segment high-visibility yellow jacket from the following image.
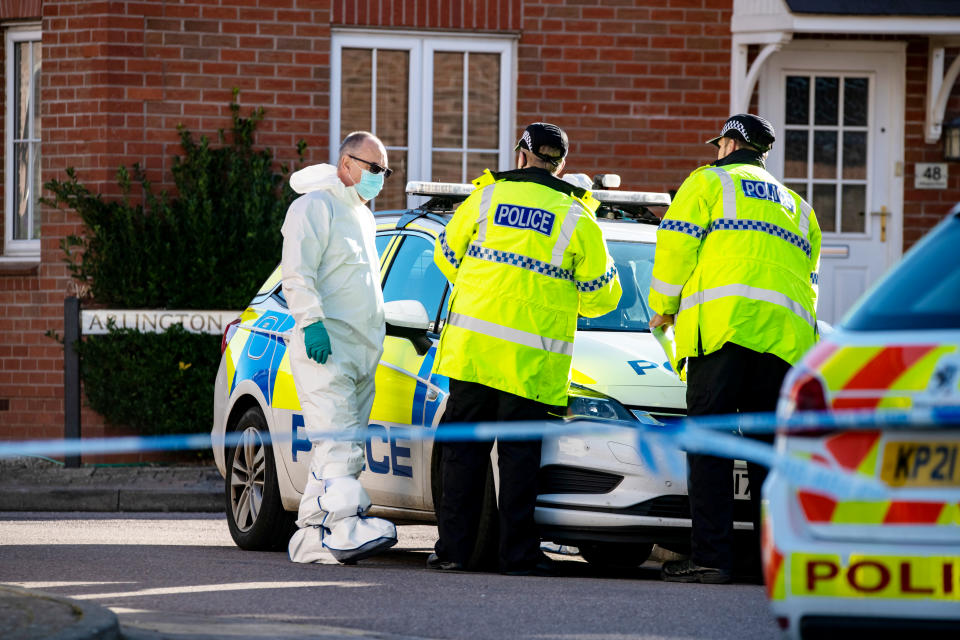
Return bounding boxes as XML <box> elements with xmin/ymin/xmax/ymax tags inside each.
<box><xmin>433</xmin><ymin>168</ymin><xmax>622</xmax><ymax>406</ymax></box>
<box><xmin>648</xmin><ymin>159</ymin><xmax>821</xmax><ymax>369</ymax></box>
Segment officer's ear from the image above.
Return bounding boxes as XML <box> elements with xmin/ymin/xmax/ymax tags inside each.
<box><xmin>554</xmin><ymin>158</ymin><xmax>566</xmax><ymax>175</ymax></box>
<box><xmin>517</xmin><ymin>151</ymin><xmax>526</xmax><ymax>169</ymax></box>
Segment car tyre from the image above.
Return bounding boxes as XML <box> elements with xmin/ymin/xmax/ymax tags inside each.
<box><xmin>430</xmin><ymin>444</ymin><xmax>499</xmax><ymax>571</ymax></box>
<box><xmin>579</xmin><ymin>542</ymin><xmax>653</xmax><ymax>570</ymax></box>
<box><xmin>225</xmin><ymin>406</ymin><xmax>296</xmax><ymax>551</ymax></box>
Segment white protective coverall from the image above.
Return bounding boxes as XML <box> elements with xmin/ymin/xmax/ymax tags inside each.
<box><xmin>280</xmin><ymin>163</ymin><xmax>397</xmax><ymax>564</ymax></box>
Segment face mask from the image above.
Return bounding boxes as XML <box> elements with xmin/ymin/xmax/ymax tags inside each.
<box><xmin>354</xmin><ymin>169</ymin><xmax>384</xmax><ymax>201</ymax></box>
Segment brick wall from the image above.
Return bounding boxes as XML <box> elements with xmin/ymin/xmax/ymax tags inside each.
<box><xmin>1</xmin><ymin>0</ymin><xmax>336</xmax><ymax>458</ymax></box>
<box><xmin>331</xmin><ymin>0</ymin><xmax>523</xmax><ymax>31</ymax></box>
<box><xmin>904</xmin><ymin>40</ymin><xmax>960</xmax><ymax>247</ymax></box>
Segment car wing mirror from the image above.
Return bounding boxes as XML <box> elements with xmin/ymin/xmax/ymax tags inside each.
<box><xmin>384</xmin><ymin>300</ymin><xmax>432</xmax><ymax>356</ymax></box>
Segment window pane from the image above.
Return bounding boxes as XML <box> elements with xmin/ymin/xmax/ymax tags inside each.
<box><xmin>466</xmin><ymin>152</ymin><xmax>498</xmax><ymax>179</ymax></box>
<box><xmin>14</xmin><ymin>42</ymin><xmax>29</xmax><ymax>139</ymax></box>
<box><xmin>466</xmin><ymin>53</ymin><xmax>500</xmax><ymax>149</ymax></box>
<box><xmin>432</xmin><ymin>150</ymin><xmax>462</xmax><ymax>182</ymax></box>
<box><xmin>785</xmin><ymin>182</ymin><xmax>807</xmax><ymax>201</ymax></box>
<box><xmin>375</xmin><ymin>234</ymin><xmax>392</xmax><ymax>258</ymax></box>
<box><xmin>785</xmin><ymin>76</ymin><xmax>809</xmax><ymax>125</ymax></box>
<box><xmin>844</xmin><ymin>77</ymin><xmax>868</xmax><ymax>127</ymax></box>
<box><xmin>814</xmin><ymin>77</ymin><xmax>838</xmax><ymax>126</ymax></box>
<box><xmin>376</xmin><ymin>49</ymin><xmax>408</xmax><ymax>148</ymax></box>
<box><xmin>340</xmin><ymin>48</ymin><xmax>372</xmax><ymax>139</ymax></box>
<box><xmin>840</xmin><ymin>184</ymin><xmax>866</xmax><ymax>233</ymax></box>
<box><xmin>813</xmin><ymin>183</ymin><xmax>837</xmax><ymax>233</ymax></box>
<box><xmin>382</xmin><ymin>235</ymin><xmax>448</xmax><ymax>322</ymax></box>
<box><xmin>433</xmin><ymin>52</ymin><xmax>464</xmax><ymax>150</ymax></box>
<box><xmin>32</xmin><ymin>40</ymin><xmax>41</xmax><ymax>139</ymax></box>
<box><xmin>842</xmin><ymin>131</ymin><xmax>867</xmax><ymax>180</ymax></box>
<box><xmin>13</xmin><ymin>142</ymin><xmax>29</xmax><ymax>239</ymax></box>
<box><xmin>813</xmin><ymin>130</ymin><xmax>837</xmax><ymax>179</ymax></box>
<box><xmin>375</xmin><ymin>153</ymin><xmax>407</xmax><ymax>212</ymax></box>
<box><xmin>784</xmin><ymin>129</ymin><xmax>808</xmax><ymax>179</ymax></box>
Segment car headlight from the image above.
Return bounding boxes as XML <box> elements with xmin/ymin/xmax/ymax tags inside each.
<box><xmin>566</xmin><ymin>384</ymin><xmax>637</xmax><ymax>422</ymax></box>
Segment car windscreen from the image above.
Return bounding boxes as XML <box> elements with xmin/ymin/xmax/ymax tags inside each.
<box><xmin>844</xmin><ymin>215</ymin><xmax>960</xmax><ymax>331</ymax></box>
<box><xmin>577</xmin><ymin>240</ymin><xmax>655</xmax><ymax>332</ymax></box>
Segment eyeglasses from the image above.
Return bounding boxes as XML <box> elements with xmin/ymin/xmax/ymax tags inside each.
<box><xmin>348</xmin><ymin>154</ymin><xmax>393</xmax><ymax>179</ymax></box>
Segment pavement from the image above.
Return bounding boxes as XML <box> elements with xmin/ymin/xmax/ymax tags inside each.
<box><xmin>0</xmin><ymin>456</ymin><xmax>222</xmax><ymax>639</ymax></box>
<box><xmin>0</xmin><ymin>456</ymin><xmax>222</xmax><ymax>513</ymax></box>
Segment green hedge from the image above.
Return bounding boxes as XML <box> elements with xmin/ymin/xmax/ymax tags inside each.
<box><xmin>43</xmin><ymin>96</ymin><xmax>304</xmax><ymax>436</ymax></box>
<box><xmin>77</xmin><ymin>325</ymin><xmax>221</xmax><ymax>436</ymax></box>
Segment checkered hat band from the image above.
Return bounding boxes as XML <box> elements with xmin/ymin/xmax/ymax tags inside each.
<box><xmin>721</xmin><ymin>120</ymin><xmax>751</xmax><ymax>142</ymax></box>
<box><xmin>709</xmin><ymin>218</ymin><xmax>812</xmax><ymax>258</ymax></box>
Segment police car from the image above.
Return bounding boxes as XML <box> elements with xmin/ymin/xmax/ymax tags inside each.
<box><xmin>211</xmin><ymin>177</ymin><xmax>752</xmax><ymax>569</ymax></box>
<box><xmin>767</xmin><ymin>207</ymin><xmax>960</xmax><ymax>636</ymax></box>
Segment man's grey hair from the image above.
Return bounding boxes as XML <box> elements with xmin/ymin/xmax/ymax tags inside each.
<box><xmin>339</xmin><ymin>131</ymin><xmax>379</xmax><ymax>158</ymax></box>
<box><xmin>520</xmin><ymin>146</ymin><xmax>564</xmax><ymax>175</ymax></box>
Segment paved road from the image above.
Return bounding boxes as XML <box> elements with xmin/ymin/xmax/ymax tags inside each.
<box><xmin>0</xmin><ymin>512</ymin><xmax>781</xmax><ymax>639</ymax></box>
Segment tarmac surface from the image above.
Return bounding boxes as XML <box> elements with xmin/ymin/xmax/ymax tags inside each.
<box><xmin>0</xmin><ymin>456</ymin><xmax>223</xmax><ymax>639</ymax></box>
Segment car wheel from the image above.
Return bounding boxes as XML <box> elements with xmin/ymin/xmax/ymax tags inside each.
<box><xmin>430</xmin><ymin>444</ymin><xmax>500</xmax><ymax>571</ymax></box>
<box><xmin>225</xmin><ymin>406</ymin><xmax>296</xmax><ymax>551</ymax></box>
<box><xmin>579</xmin><ymin>542</ymin><xmax>653</xmax><ymax>570</ymax></box>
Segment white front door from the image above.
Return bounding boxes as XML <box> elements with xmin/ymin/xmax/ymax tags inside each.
<box><xmin>760</xmin><ymin>42</ymin><xmax>906</xmax><ymax>325</ymax></box>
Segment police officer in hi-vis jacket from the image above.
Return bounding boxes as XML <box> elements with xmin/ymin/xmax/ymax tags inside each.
<box><xmin>429</xmin><ymin>123</ymin><xmax>622</xmax><ymax>576</ymax></box>
<box><xmin>649</xmin><ymin>114</ymin><xmax>821</xmax><ymax>584</ymax></box>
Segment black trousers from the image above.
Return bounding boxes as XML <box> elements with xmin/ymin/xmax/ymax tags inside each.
<box><xmin>685</xmin><ymin>342</ymin><xmax>791</xmax><ymax>572</ymax></box>
<box><xmin>434</xmin><ymin>378</ymin><xmax>561</xmax><ymax>572</ymax></box>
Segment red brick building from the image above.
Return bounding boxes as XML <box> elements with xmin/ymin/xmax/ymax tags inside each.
<box><xmin>2</xmin><ymin>0</ymin><xmax>959</xmax><ymax>444</ymax></box>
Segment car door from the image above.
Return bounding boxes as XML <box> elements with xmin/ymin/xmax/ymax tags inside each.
<box><xmin>362</xmin><ymin>230</ymin><xmax>449</xmax><ymax>510</ymax></box>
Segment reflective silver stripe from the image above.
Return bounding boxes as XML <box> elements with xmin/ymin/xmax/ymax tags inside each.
<box><xmin>707</xmin><ymin>167</ymin><xmax>737</xmax><ymax>220</ymax></box>
<box><xmin>550</xmin><ymin>202</ymin><xmax>583</xmax><ymax>266</ymax></box>
<box><xmin>447</xmin><ymin>312</ymin><xmax>574</xmax><ymax>357</ymax></box>
<box><xmin>651</xmin><ymin>276</ymin><xmax>683</xmax><ymax>297</ymax></box>
<box><xmin>678</xmin><ymin>284</ymin><xmax>816</xmax><ymax>328</ymax></box>
<box><xmin>476</xmin><ymin>185</ymin><xmax>495</xmax><ymax>244</ymax></box>
<box><xmin>799</xmin><ymin>198</ymin><xmax>812</xmax><ymax>237</ymax></box>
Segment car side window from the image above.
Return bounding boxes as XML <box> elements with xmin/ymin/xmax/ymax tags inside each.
<box><xmin>382</xmin><ymin>234</ymin><xmax>447</xmax><ymax>330</ymax></box>
<box><xmin>376</xmin><ymin>233</ymin><xmax>392</xmax><ymax>258</ymax></box>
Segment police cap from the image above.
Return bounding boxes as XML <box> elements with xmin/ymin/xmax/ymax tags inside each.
<box><xmin>515</xmin><ymin>122</ymin><xmax>568</xmax><ymax>165</ymax></box>
<box><xmin>706</xmin><ymin>114</ymin><xmax>776</xmax><ymax>153</ymax></box>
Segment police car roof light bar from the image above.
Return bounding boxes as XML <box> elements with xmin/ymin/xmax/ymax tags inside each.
<box><xmin>405</xmin><ymin>181</ymin><xmax>671</xmax><ymax>207</ymax></box>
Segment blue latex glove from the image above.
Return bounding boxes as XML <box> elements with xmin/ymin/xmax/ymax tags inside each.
<box><xmin>303</xmin><ymin>320</ymin><xmax>332</xmax><ymax>364</ymax></box>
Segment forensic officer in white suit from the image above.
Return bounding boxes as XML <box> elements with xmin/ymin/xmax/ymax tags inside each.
<box><xmin>281</xmin><ymin>131</ymin><xmax>397</xmax><ymax>564</ymax></box>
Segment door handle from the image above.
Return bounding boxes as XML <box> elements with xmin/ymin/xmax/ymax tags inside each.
<box><xmin>870</xmin><ymin>206</ymin><xmax>889</xmax><ymax>242</ymax></box>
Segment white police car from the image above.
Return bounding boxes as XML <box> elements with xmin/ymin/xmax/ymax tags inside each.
<box><xmin>211</xmin><ymin>178</ymin><xmax>752</xmax><ymax>569</ymax></box>
<box><xmin>767</xmin><ymin>207</ymin><xmax>960</xmax><ymax>636</ymax></box>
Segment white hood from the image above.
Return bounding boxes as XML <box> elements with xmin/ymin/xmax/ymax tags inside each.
<box><xmin>571</xmin><ymin>330</ymin><xmax>686</xmax><ymax>412</ymax></box>
<box><xmin>290</xmin><ymin>163</ymin><xmax>349</xmax><ymax>196</ymax></box>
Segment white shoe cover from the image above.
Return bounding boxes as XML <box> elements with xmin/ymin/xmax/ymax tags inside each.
<box><xmin>288</xmin><ymin>527</ymin><xmax>339</xmax><ymax>564</ymax></box>
<box><xmin>289</xmin><ymin>475</ymin><xmax>397</xmax><ymax>564</ymax></box>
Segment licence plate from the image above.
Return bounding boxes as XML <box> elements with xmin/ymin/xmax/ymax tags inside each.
<box><xmin>734</xmin><ymin>466</ymin><xmax>750</xmax><ymax>500</ymax></box>
<box><xmin>880</xmin><ymin>441</ymin><xmax>960</xmax><ymax>487</ymax></box>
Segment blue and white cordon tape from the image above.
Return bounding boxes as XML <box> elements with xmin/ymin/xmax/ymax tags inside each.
<box><xmin>2</xmin><ymin>407</ymin><xmax>958</xmax><ymax>502</ymax></box>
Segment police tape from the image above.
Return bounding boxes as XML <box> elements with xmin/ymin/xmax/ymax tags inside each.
<box><xmin>2</xmin><ymin>408</ymin><xmax>958</xmax><ymax>501</ymax></box>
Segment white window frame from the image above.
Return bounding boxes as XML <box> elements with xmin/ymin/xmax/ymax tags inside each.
<box><xmin>4</xmin><ymin>25</ymin><xmax>41</xmax><ymax>259</ymax></box>
<box><xmin>331</xmin><ymin>30</ymin><xmax>516</xmax><ymax>207</ymax></box>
